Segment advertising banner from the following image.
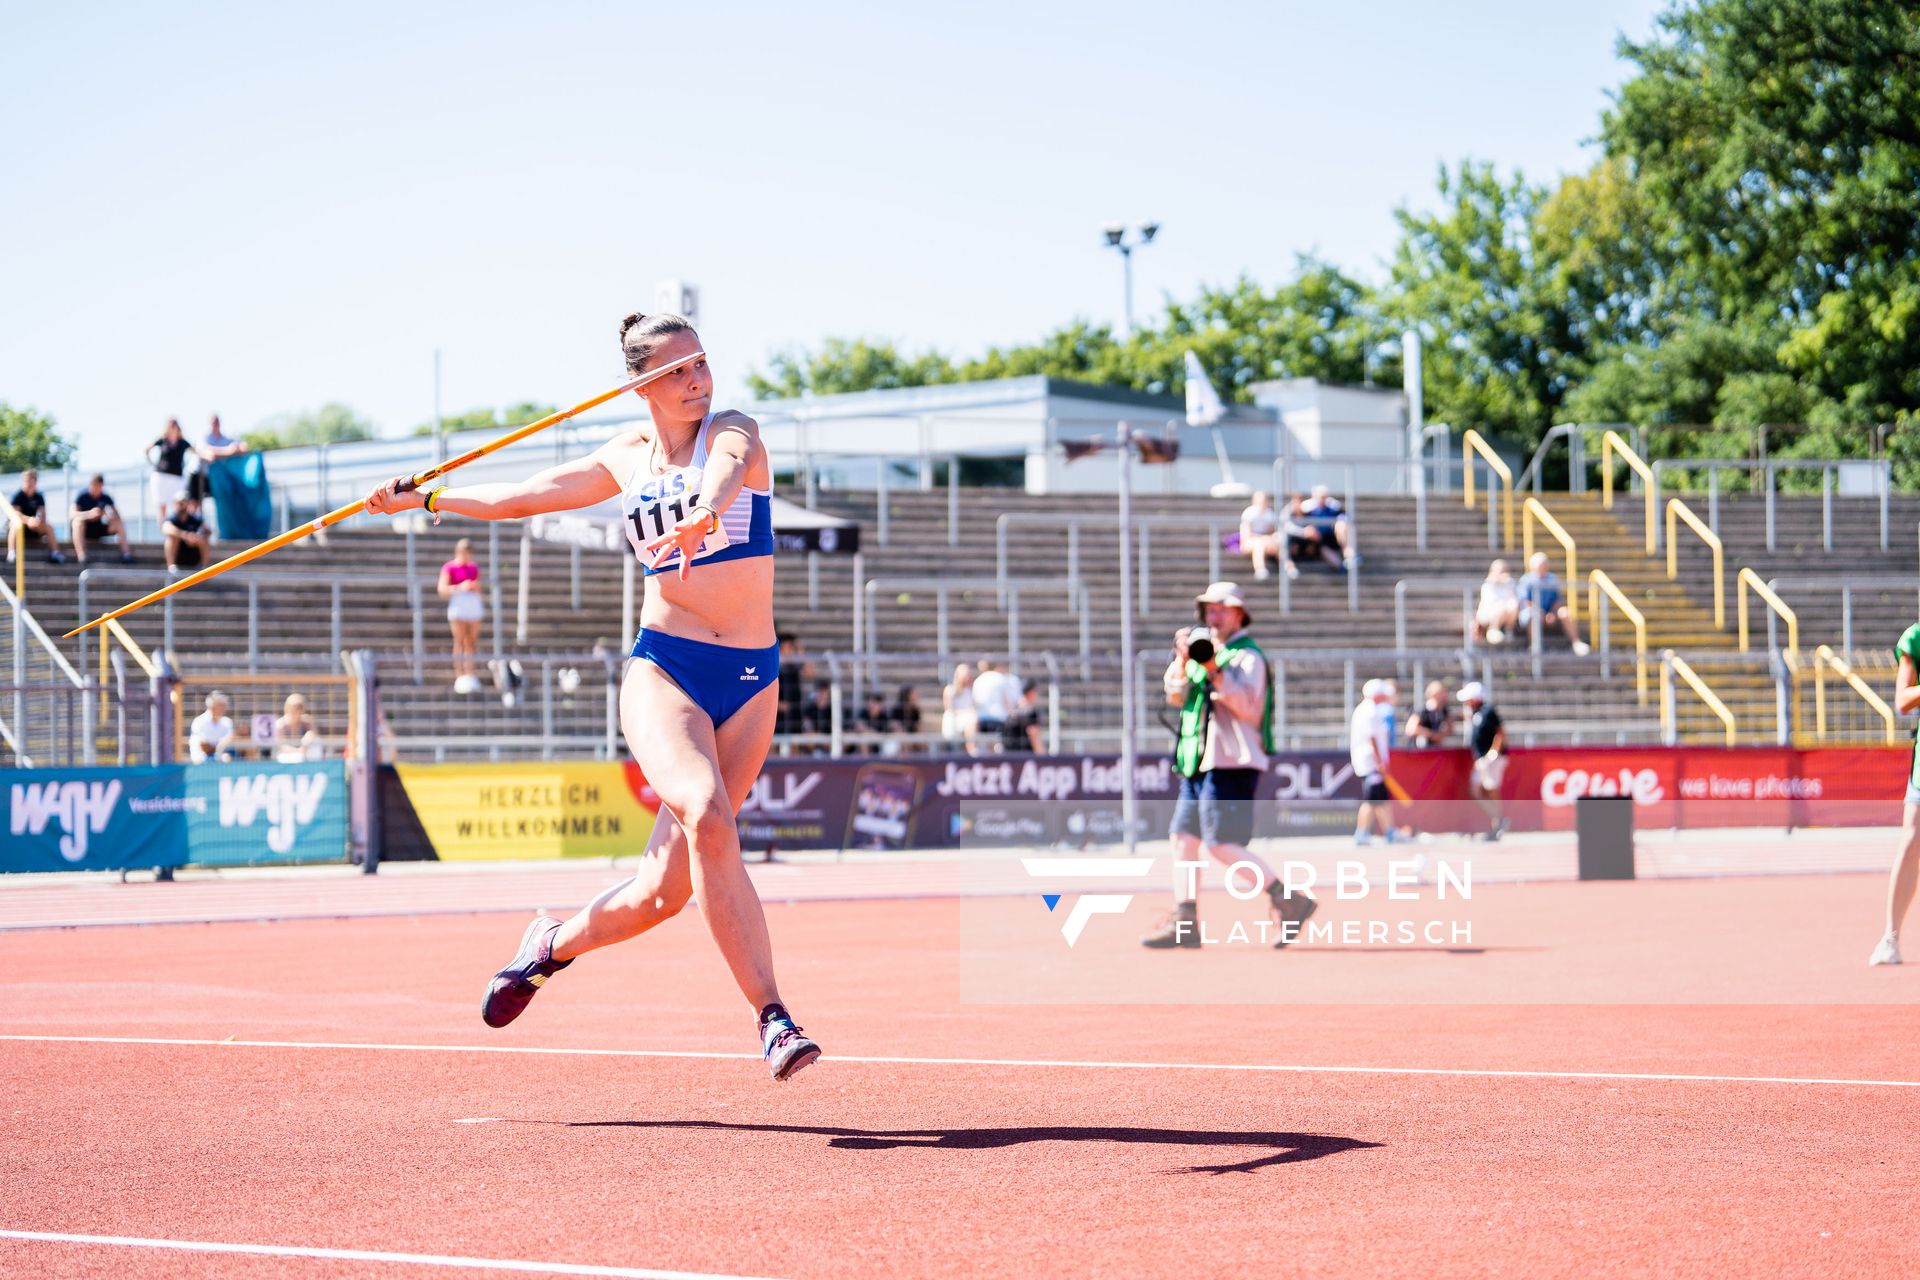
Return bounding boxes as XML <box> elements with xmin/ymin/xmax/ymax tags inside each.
<box><xmin>1391</xmin><ymin>745</ymin><xmax>1910</xmax><ymax>832</ymax></box>
<box><xmin>3</xmin><ymin>761</ymin><xmax>347</xmax><ymax>872</ymax></box>
<box><xmin>389</xmin><ymin>761</ymin><xmax>661</xmax><ymax>860</ymax></box>
<box><xmin>186</xmin><ymin>760</ymin><xmax>350</xmax><ymax>866</ymax></box>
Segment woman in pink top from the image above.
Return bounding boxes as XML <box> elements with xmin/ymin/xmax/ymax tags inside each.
<box><xmin>439</xmin><ymin>537</ymin><xmax>484</xmax><ymax>690</ymax></box>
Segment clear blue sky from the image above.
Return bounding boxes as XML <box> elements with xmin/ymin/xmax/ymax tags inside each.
<box><xmin>1</xmin><ymin>0</ymin><xmax>1668</xmax><ymax>469</ymax></box>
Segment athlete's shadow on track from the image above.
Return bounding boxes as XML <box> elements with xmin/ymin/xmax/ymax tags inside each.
<box><xmin>543</xmin><ymin>1119</ymin><xmax>1383</xmax><ymax>1175</ymax></box>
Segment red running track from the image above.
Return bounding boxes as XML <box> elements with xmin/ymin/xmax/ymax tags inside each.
<box><xmin>0</xmin><ymin>868</ymin><xmax>1916</xmax><ymax>1278</ymax></box>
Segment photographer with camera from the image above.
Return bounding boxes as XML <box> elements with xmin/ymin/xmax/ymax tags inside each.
<box><xmin>1142</xmin><ymin>582</ymin><xmax>1317</xmax><ymax>950</ymax></box>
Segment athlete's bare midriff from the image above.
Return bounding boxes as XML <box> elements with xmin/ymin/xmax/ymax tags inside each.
<box><xmin>603</xmin><ymin>430</ymin><xmax>777</xmax><ymax>649</ymax></box>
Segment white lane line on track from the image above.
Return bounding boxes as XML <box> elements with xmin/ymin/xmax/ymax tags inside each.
<box><xmin>0</xmin><ymin>1228</ymin><xmax>783</xmax><ymax>1279</ymax></box>
<box><xmin>3</xmin><ymin>1032</ymin><xmax>1917</xmax><ymax>1090</ymax></box>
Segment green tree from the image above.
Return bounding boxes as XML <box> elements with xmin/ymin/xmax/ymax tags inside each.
<box><xmin>245</xmin><ymin>403</ymin><xmax>377</xmax><ymax>451</ymax></box>
<box><xmin>0</xmin><ymin>403</ymin><xmax>77</xmax><ymax>472</ymax></box>
<box><xmin>410</xmin><ymin>403</ymin><xmax>557</xmax><ymax>437</ymax></box>
<box><xmin>1384</xmin><ymin>161</ymin><xmax>1587</xmax><ymax>448</ymax></box>
<box><xmin>1604</xmin><ymin>0</ymin><xmax>1920</xmax><ymax>423</ymax></box>
<box><xmin>747</xmin><ymin>338</ymin><xmax>956</xmax><ymax>398</ymax></box>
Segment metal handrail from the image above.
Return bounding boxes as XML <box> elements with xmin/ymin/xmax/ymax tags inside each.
<box><xmin>1520</xmin><ymin>498</ymin><xmax>1579</xmax><ymax>624</ymax></box>
<box><xmin>1737</xmin><ymin>567</ymin><xmax>1799</xmax><ymax>655</ymax></box>
<box><xmin>1392</xmin><ymin>577</ymin><xmax>1485</xmax><ymax>653</ymax></box>
<box><xmin>1764</xmin><ymin>575</ymin><xmax>1920</xmax><ymax>653</ymax></box>
<box><xmin>1601</xmin><ymin>430</ymin><xmax>1657</xmax><ymax>554</ymax></box>
<box><xmin>1650</xmin><ymin>457</ymin><xmax>1892</xmax><ymax>552</ymax></box>
<box><xmin>1811</xmin><ymin>644</ymin><xmax>1897</xmax><ymax>745</ymax></box>
<box><xmin>1460</xmin><ymin>429</ymin><xmax>1514</xmax><ymax>548</ymax></box>
<box><xmin>1665</xmin><ymin>498</ymin><xmax>1725</xmax><ymax>629</ymax></box>
<box><xmin>1588</xmin><ymin>570</ymin><xmax>1649</xmax><ymax>705</ymax></box>
<box><xmin>78</xmin><ymin>567</ymin><xmax>426</xmax><ymax>676</ymax></box>
<box><xmin>1661</xmin><ymin>649</ymin><xmax>1737</xmax><ymax>746</ymax></box>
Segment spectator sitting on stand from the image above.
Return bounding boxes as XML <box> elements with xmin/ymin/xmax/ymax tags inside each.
<box><xmin>942</xmin><ymin>662</ymin><xmax>978</xmax><ymax>755</ymax></box>
<box><xmin>1002</xmin><ymin>682</ymin><xmax>1045</xmax><ymax>754</ymax></box>
<box><xmin>272</xmin><ymin>693</ymin><xmax>324</xmax><ymax>762</ymax></box>
<box><xmin>69</xmin><ymin>474</ymin><xmax>134</xmax><ymax>564</ymax></box>
<box><xmin>1405</xmin><ymin>681</ymin><xmax>1453</xmax><ymax>749</ymax></box>
<box><xmin>1474</xmin><ymin>559</ymin><xmax>1520</xmax><ymax>645</ymax></box>
<box><xmin>7</xmin><ymin>469</ymin><xmax>65</xmax><ymax>564</ymax></box>
<box><xmin>1238</xmin><ymin>490</ymin><xmax>1281</xmax><ymax>581</ymax></box>
<box><xmin>801</xmin><ymin>680</ymin><xmax>836</xmax><ymax>742</ymax></box>
<box><xmin>893</xmin><ymin>684</ymin><xmax>923</xmax><ymax>750</ymax></box>
<box><xmin>858</xmin><ymin>690</ymin><xmax>894</xmax><ymax>754</ymax></box>
<box><xmin>1518</xmin><ymin>552</ymin><xmax>1591</xmax><ymax>655</ymax></box>
<box><xmin>1302</xmin><ymin>484</ymin><xmax>1355</xmax><ymax>571</ymax></box>
<box><xmin>162</xmin><ymin>494</ymin><xmax>210</xmax><ymax>573</ymax></box>
<box><xmin>971</xmin><ymin>659</ymin><xmax>1015</xmax><ymax>751</ymax></box>
<box><xmin>189</xmin><ymin>690</ymin><xmax>236</xmax><ymax>763</ymax></box>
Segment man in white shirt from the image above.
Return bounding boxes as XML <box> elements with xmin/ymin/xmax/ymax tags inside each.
<box><xmin>188</xmin><ymin>690</ymin><xmax>236</xmax><ymax>763</ymax></box>
<box><xmin>1349</xmin><ymin>680</ymin><xmax>1395</xmax><ymax>845</ymax></box>
<box><xmin>970</xmin><ymin>660</ymin><xmax>1016</xmax><ymax>750</ymax></box>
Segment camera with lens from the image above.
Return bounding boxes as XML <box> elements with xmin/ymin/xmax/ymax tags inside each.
<box><xmin>1185</xmin><ymin>631</ymin><xmax>1215</xmax><ymax>665</ymax></box>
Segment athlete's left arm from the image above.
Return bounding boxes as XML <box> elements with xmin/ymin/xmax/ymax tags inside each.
<box><xmin>641</xmin><ymin>411</ymin><xmax>766</xmax><ymax>580</ymax></box>
<box><xmin>1895</xmin><ymin>655</ymin><xmax>1919</xmax><ymax>716</ymax></box>
<box><xmin>694</xmin><ymin>410</ymin><xmax>763</xmax><ymax>518</ymax></box>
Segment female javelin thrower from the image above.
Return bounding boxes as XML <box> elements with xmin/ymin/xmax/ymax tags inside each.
<box><xmin>364</xmin><ymin>314</ymin><xmax>820</xmax><ymax>1080</ymax></box>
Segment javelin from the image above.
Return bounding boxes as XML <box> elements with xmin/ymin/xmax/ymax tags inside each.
<box><xmin>64</xmin><ymin>349</ymin><xmax>705</xmax><ymax>639</ymax></box>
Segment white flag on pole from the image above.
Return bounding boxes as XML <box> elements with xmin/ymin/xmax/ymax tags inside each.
<box><xmin>1184</xmin><ymin>350</ymin><xmax>1225</xmax><ymax>427</ymax></box>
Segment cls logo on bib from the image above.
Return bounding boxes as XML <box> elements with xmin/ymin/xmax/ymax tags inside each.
<box><xmin>220</xmin><ymin>772</ymin><xmax>329</xmax><ymax>854</ymax></box>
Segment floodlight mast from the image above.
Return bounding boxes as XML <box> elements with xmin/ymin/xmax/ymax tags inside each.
<box><xmin>1101</xmin><ymin>222</ymin><xmax>1159</xmax><ymax>338</ymax></box>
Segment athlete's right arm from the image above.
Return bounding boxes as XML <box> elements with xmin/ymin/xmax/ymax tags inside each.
<box><xmin>1896</xmin><ymin>655</ymin><xmax>1919</xmax><ymax>716</ymax></box>
<box><xmin>364</xmin><ymin>444</ymin><xmax>623</xmax><ymax>521</ymax></box>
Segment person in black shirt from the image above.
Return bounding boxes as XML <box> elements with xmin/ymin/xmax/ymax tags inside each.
<box><xmin>800</xmin><ymin>680</ymin><xmax>835</xmax><ymax>743</ymax></box>
<box><xmin>68</xmin><ymin>474</ymin><xmax>133</xmax><ymax>564</ymax></box>
<box><xmin>774</xmin><ymin>633</ymin><xmax>807</xmax><ymax>734</ymax></box>
<box><xmin>1404</xmin><ymin>680</ymin><xmax>1453</xmax><ymax>749</ymax></box>
<box><xmin>148</xmin><ymin>418</ymin><xmax>197</xmax><ymax>528</ymax></box>
<box><xmin>7</xmin><ymin>469</ymin><xmax>64</xmax><ymax>563</ymax></box>
<box><xmin>162</xmin><ymin>494</ymin><xmax>210</xmax><ymax>571</ymax></box>
<box><xmin>1001</xmin><ymin>682</ymin><xmax>1045</xmax><ymax>754</ymax></box>
<box><xmin>857</xmin><ymin>690</ymin><xmax>894</xmax><ymax>754</ymax></box>
<box><xmin>892</xmin><ymin>684</ymin><xmax>923</xmax><ymax>751</ymax></box>
<box><xmin>1460</xmin><ymin>682</ymin><xmax>1508</xmax><ymax>840</ymax></box>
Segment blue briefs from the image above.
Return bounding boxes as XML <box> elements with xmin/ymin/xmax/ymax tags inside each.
<box><xmin>630</xmin><ymin>629</ymin><xmax>780</xmax><ymax>728</ymax></box>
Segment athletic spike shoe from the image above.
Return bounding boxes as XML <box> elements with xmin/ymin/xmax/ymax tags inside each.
<box><xmin>481</xmin><ymin>915</ymin><xmax>572</xmax><ymax>1028</ymax></box>
<box><xmin>760</xmin><ymin>1008</ymin><xmax>821</xmax><ymax>1082</ymax></box>
<box><xmin>1269</xmin><ymin>882</ymin><xmax>1319</xmax><ymax>950</ymax></box>
<box><xmin>1869</xmin><ymin>933</ymin><xmax>1902</xmax><ymax>967</ymax></box>
<box><xmin>1141</xmin><ymin>905</ymin><xmax>1202</xmax><ymax>949</ymax></box>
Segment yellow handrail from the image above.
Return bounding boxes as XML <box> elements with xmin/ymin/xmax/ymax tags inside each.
<box><xmin>1664</xmin><ymin>498</ymin><xmax>1725</xmax><ymax>629</ymax></box>
<box><xmin>1812</xmin><ymin>645</ymin><xmax>1897</xmax><ymax>744</ymax></box>
<box><xmin>1461</xmin><ymin>429</ymin><xmax>1515</xmax><ymax>548</ymax></box>
<box><xmin>1736</xmin><ymin>567</ymin><xmax>1799</xmax><ymax>656</ymax></box>
<box><xmin>1588</xmin><ymin>569</ymin><xmax>1649</xmax><ymax>704</ymax></box>
<box><xmin>1521</xmin><ymin>498</ymin><xmax>1578</xmax><ymax>624</ymax></box>
<box><xmin>1601</xmin><ymin>430</ymin><xmax>1657</xmax><ymax>555</ymax></box>
<box><xmin>97</xmin><ymin>618</ymin><xmax>160</xmax><ymax>725</ymax></box>
<box><xmin>1662</xmin><ymin>649</ymin><xmax>1737</xmax><ymax>746</ymax></box>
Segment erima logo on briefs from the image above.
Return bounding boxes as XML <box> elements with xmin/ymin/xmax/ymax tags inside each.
<box><xmin>219</xmin><ymin>772</ymin><xmax>328</xmax><ymax>854</ymax></box>
<box><xmin>9</xmin><ymin>780</ymin><xmax>121</xmax><ymax>861</ymax></box>
<box><xmin>1020</xmin><ymin>856</ymin><xmax>1157</xmax><ymax>946</ymax></box>
<box><xmin>740</xmin><ymin>666</ymin><xmax>759</xmax><ymax>681</ymax></box>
